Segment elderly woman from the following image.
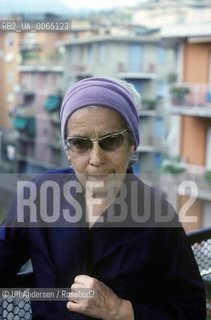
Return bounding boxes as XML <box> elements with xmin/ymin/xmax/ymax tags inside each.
<box><xmin>0</xmin><ymin>77</ymin><xmax>206</xmax><ymax>319</ymax></box>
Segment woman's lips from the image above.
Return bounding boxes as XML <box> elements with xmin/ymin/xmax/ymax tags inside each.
<box><xmin>87</xmin><ymin>174</ymin><xmax>109</xmax><ymax>181</ymax></box>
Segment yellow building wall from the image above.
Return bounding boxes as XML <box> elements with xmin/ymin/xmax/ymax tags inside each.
<box><xmin>180</xmin><ymin>116</ymin><xmax>210</xmax><ymax>165</ymax></box>
<box><xmin>180</xmin><ymin>42</ymin><xmax>211</xmax><ymax>166</ymax></box>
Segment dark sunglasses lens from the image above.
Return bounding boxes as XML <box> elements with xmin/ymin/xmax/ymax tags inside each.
<box><xmin>67</xmin><ymin>138</ymin><xmax>91</xmax><ymax>152</ymax></box>
<box><xmin>100</xmin><ymin>134</ymin><xmax>124</xmax><ymax>151</ymax></box>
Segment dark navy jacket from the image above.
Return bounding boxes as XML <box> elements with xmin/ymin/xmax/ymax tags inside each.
<box><xmin>0</xmin><ymin>167</ymin><xmax>206</xmax><ymax>319</ymax></box>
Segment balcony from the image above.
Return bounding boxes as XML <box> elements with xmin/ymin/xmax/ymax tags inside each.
<box><xmin>137</xmin><ymin>136</ymin><xmax>164</xmax><ymax>153</ymax></box>
<box><xmin>15</xmin><ymin>132</ymin><xmax>35</xmax><ymax>143</ymax></box>
<box><xmin>12</xmin><ymin>116</ymin><xmax>36</xmax><ymax>136</ymax></box>
<box><xmin>69</xmin><ymin>64</ymin><xmax>92</xmax><ymax>78</ymax></box>
<box><xmin>140</xmin><ymin>110</ymin><xmax>156</xmax><ymax>117</ymax></box>
<box><xmin>18</xmin><ymin>65</ymin><xmax>63</xmax><ymax>73</ymax></box>
<box><xmin>19</xmin><ymin>42</ymin><xmax>43</xmax><ymax>51</ymax></box>
<box><xmin>19</xmin><ymin>51</ymin><xmax>63</xmax><ymax>72</ymax></box>
<box><xmin>162</xmin><ymin>161</ymin><xmax>211</xmax><ymax>201</ymax></box>
<box><xmin>170</xmin><ymin>83</ymin><xmax>211</xmax><ymax>118</ymax></box>
<box><xmin>16</xmin><ymin>91</ymin><xmax>35</xmax><ymax>107</ymax></box>
<box><xmin>188</xmin><ymin>227</ymin><xmax>211</xmax><ymax>317</ymax></box>
<box><xmin>44</xmin><ymin>95</ymin><xmax>62</xmax><ymax>112</ymax></box>
<box><xmin>15</xmin><ymin>106</ymin><xmax>35</xmax><ymax>117</ymax></box>
<box><xmin>118</xmin><ymin>63</ymin><xmax>157</xmax><ymax>80</ymax></box>
<box><xmin>181</xmin><ymin>172</ymin><xmax>211</xmax><ymax>201</ymax></box>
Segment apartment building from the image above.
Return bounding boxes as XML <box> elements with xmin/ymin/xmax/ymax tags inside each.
<box><xmin>162</xmin><ymin>22</ymin><xmax>211</xmax><ymax>231</ymax></box>
<box><xmin>0</xmin><ymin>21</ymin><xmax>71</xmax><ymax>172</ymax></box>
<box><xmin>132</xmin><ymin>1</ymin><xmax>211</xmax><ymax>28</ymax></box>
<box><xmin>0</xmin><ymin>31</ymin><xmax>21</xmax><ymax>128</ymax></box>
<box><xmin>61</xmin><ymin>34</ymin><xmax>175</xmax><ymax>174</ymax></box>
<box><xmin>1</xmin><ymin>17</ymin><xmax>133</xmax><ymax>173</ymax></box>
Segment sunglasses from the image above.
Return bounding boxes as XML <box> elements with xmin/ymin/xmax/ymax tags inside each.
<box><xmin>66</xmin><ymin>128</ymin><xmax>128</xmax><ymax>153</ymax></box>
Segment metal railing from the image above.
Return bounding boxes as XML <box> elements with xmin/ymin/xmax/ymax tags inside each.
<box><xmin>0</xmin><ymin>227</ymin><xmax>211</xmax><ymax>319</ymax></box>
<box><xmin>0</xmin><ymin>272</ymin><xmax>32</xmax><ymax>319</ymax></box>
<box><xmin>188</xmin><ymin>227</ymin><xmax>211</xmax><ymax>317</ymax></box>
<box><xmin>170</xmin><ymin>83</ymin><xmax>211</xmax><ymax>107</ymax></box>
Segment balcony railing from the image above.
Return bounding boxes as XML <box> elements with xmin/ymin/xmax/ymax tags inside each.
<box><xmin>118</xmin><ymin>62</ymin><xmax>157</xmax><ymax>74</ymax></box>
<box><xmin>188</xmin><ymin>227</ymin><xmax>211</xmax><ymax>317</ymax></box>
<box><xmin>0</xmin><ymin>267</ymin><xmax>33</xmax><ymax>320</ymax></box>
<box><xmin>19</xmin><ymin>43</ymin><xmax>43</xmax><ymax>51</ymax></box>
<box><xmin>137</xmin><ymin>136</ymin><xmax>164</xmax><ymax>152</ymax></box>
<box><xmin>162</xmin><ymin>161</ymin><xmax>211</xmax><ymax>199</ymax></box>
<box><xmin>12</xmin><ymin>117</ymin><xmax>36</xmax><ymax>136</ymax></box>
<box><xmin>170</xmin><ymin>83</ymin><xmax>211</xmax><ymax>117</ymax></box>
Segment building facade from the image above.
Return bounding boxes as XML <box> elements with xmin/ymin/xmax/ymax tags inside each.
<box><xmin>0</xmin><ymin>29</ymin><xmax>70</xmax><ymax>172</ymax></box>
<box><xmin>162</xmin><ymin>22</ymin><xmax>211</xmax><ymax>231</ymax></box>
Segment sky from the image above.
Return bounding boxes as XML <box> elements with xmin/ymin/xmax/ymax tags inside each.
<box><xmin>60</xmin><ymin>0</ymin><xmax>141</xmax><ymax>10</ymax></box>
<box><xmin>0</xmin><ymin>0</ymin><xmax>143</xmax><ymax>15</ymax></box>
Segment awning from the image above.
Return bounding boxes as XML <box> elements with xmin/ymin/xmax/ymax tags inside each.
<box><xmin>44</xmin><ymin>95</ymin><xmax>61</xmax><ymax>112</ymax></box>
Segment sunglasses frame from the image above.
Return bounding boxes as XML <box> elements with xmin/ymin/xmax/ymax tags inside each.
<box><xmin>66</xmin><ymin>128</ymin><xmax>128</xmax><ymax>153</ymax></box>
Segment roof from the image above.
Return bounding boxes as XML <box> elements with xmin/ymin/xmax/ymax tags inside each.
<box><xmin>162</xmin><ymin>22</ymin><xmax>211</xmax><ymax>39</ymax></box>
<box><xmin>60</xmin><ymin>35</ymin><xmax>161</xmax><ymax>46</ymax></box>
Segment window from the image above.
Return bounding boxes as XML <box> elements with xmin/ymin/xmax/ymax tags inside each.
<box><xmin>66</xmin><ymin>47</ymin><xmax>72</xmax><ymax>63</ymax></box>
<box><xmin>157</xmin><ymin>46</ymin><xmax>166</xmax><ymax>65</ymax></box>
<box><xmin>98</xmin><ymin>43</ymin><xmax>106</xmax><ymax>64</ymax></box>
<box><xmin>126</xmin><ymin>79</ymin><xmax>143</xmax><ymax>94</ymax></box>
<box><xmin>23</xmin><ymin>32</ymin><xmax>36</xmax><ymax>44</ymax></box>
<box><xmin>87</xmin><ymin>45</ymin><xmax>93</xmax><ymax>65</ymax></box>
<box><xmin>154</xmin><ymin>153</ymin><xmax>163</xmax><ymax>169</ymax></box>
<box><xmin>154</xmin><ymin>117</ymin><xmax>164</xmax><ymax>138</ymax></box>
<box><xmin>5</xmin><ymin>33</ymin><xmax>14</xmax><ymax>46</ymax></box>
<box><xmin>156</xmin><ymin>81</ymin><xmax>167</xmax><ymax>98</ymax></box>
<box><xmin>128</xmin><ymin>44</ymin><xmax>144</xmax><ymax>72</ymax></box>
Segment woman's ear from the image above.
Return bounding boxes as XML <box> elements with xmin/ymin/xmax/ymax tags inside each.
<box><xmin>130</xmin><ymin>144</ymin><xmax>135</xmax><ymax>155</ymax></box>
<box><xmin>66</xmin><ymin>150</ymin><xmax>71</xmax><ymax>161</ymax></box>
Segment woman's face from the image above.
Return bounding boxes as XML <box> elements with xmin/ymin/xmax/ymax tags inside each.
<box><xmin>66</xmin><ymin>106</ymin><xmax>135</xmax><ymax>194</ymax></box>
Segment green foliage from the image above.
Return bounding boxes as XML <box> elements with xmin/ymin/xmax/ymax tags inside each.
<box><xmin>142</xmin><ymin>99</ymin><xmax>156</xmax><ymax>110</ymax></box>
<box><xmin>205</xmin><ymin>171</ymin><xmax>211</xmax><ymax>183</ymax></box>
<box><xmin>21</xmin><ymin>51</ymin><xmax>40</xmax><ymax>63</ymax></box>
<box><xmin>162</xmin><ymin>164</ymin><xmax>185</xmax><ymax>174</ymax></box>
<box><xmin>167</xmin><ymin>73</ymin><xmax>177</xmax><ymax>84</ymax></box>
<box><xmin>170</xmin><ymin>86</ymin><xmax>190</xmax><ymax>98</ymax></box>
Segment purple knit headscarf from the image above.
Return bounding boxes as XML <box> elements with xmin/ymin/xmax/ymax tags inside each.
<box><xmin>60</xmin><ymin>77</ymin><xmax>140</xmax><ymax>149</ymax></box>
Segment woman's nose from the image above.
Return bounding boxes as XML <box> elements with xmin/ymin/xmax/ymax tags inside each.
<box><xmin>89</xmin><ymin>141</ymin><xmax>106</xmax><ymax>166</ymax></box>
